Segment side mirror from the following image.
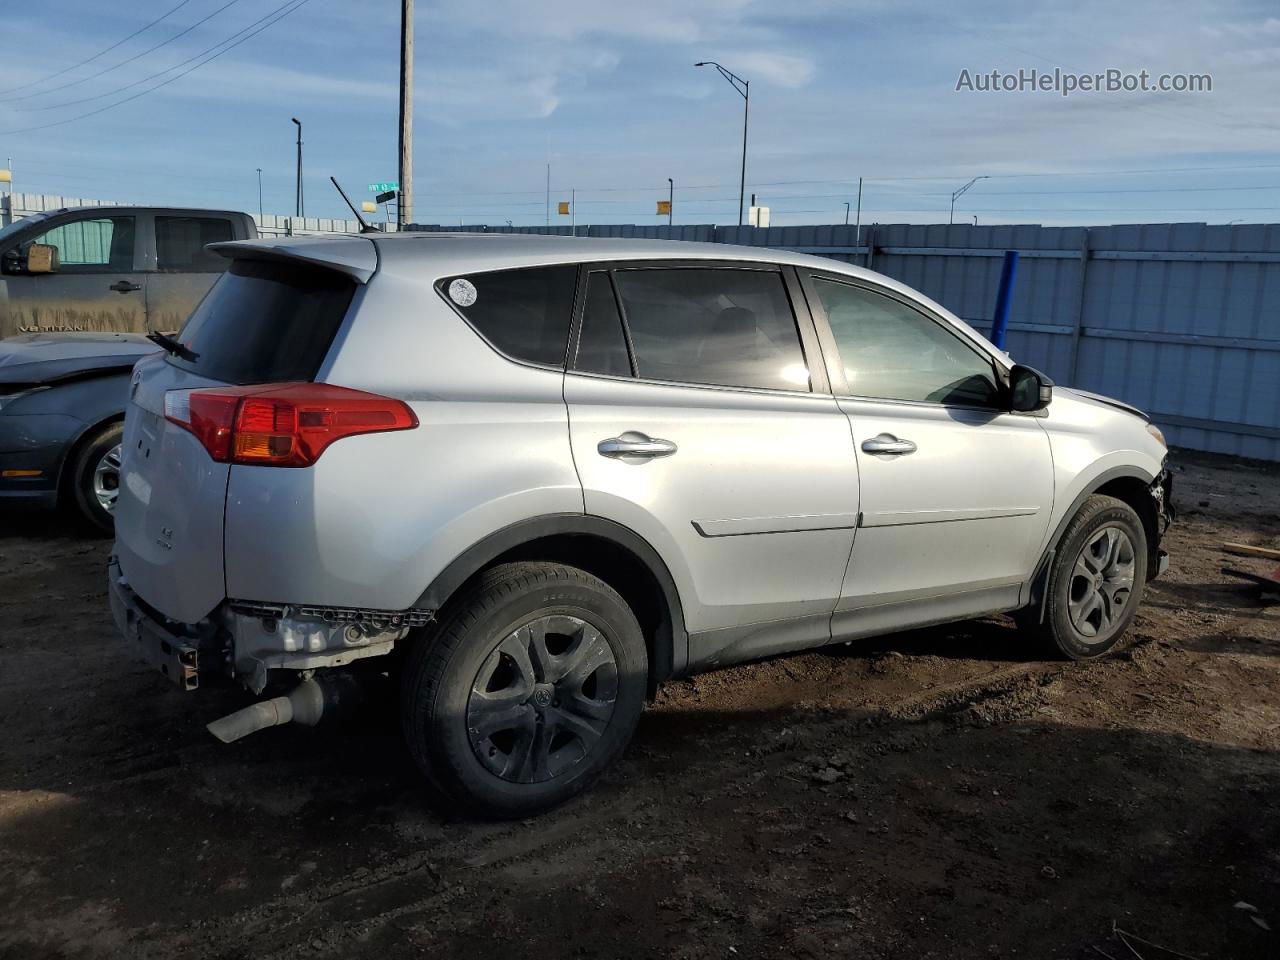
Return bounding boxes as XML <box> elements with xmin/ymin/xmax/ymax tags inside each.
<box><xmin>1009</xmin><ymin>363</ymin><xmax>1053</xmax><ymax>412</ymax></box>
<box><xmin>24</xmin><ymin>243</ymin><xmax>60</xmax><ymax>274</ymax></box>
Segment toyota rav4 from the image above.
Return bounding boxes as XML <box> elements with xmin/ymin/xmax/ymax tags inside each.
<box><xmin>109</xmin><ymin>233</ymin><xmax>1172</xmax><ymax>818</ymax></box>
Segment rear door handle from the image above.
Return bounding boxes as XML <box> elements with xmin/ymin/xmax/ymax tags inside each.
<box><xmin>110</xmin><ymin>281</ymin><xmax>142</xmax><ymax>293</ymax></box>
<box><xmin>598</xmin><ymin>432</ymin><xmax>677</xmax><ymax>461</ymax></box>
<box><xmin>861</xmin><ymin>433</ymin><xmax>917</xmax><ymax>456</ymax></box>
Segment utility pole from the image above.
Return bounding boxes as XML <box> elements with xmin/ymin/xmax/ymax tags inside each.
<box><xmin>291</xmin><ymin>118</ymin><xmax>304</xmax><ymax>217</ymax></box>
<box><xmin>398</xmin><ymin>0</ymin><xmax>414</xmax><ymax>228</ymax></box>
<box><xmin>668</xmin><ymin>177</ymin><xmax>674</xmax><ymax>226</ymax></box>
<box><xmin>545</xmin><ymin>163</ymin><xmax>550</xmax><ymax>226</ymax></box>
<box><xmin>256</xmin><ymin>168</ymin><xmax>263</xmax><ymax>222</ymax></box>
<box><xmin>844</xmin><ymin>202</ymin><xmax>850</xmax><ymax>225</ymax></box>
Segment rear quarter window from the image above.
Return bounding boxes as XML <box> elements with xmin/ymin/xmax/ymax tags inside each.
<box><xmin>438</xmin><ymin>265</ymin><xmax>578</xmax><ymax>367</ymax></box>
<box><xmin>169</xmin><ymin>259</ymin><xmax>355</xmax><ymax>384</ymax></box>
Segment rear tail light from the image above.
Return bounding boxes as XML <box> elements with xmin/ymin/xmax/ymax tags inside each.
<box><xmin>164</xmin><ymin>382</ymin><xmax>417</xmax><ymax>467</ymax></box>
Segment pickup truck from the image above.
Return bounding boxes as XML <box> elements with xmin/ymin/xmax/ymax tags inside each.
<box><xmin>0</xmin><ymin>206</ymin><xmax>258</xmax><ymax>338</ymax></box>
<box><xmin>0</xmin><ymin>206</ymin><xmax>258</xmax><ymax>530</ymax></box>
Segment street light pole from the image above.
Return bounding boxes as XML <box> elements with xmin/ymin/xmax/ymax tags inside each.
<box><xmin>291</xmin><ymin>117</ymin><xmax>304</xmax><ymax>218</ymax></box>
<box><xmin>844</xmin><ymin>202</ymin><xmax>850</xmax><ymax>225</ymax></box>
<box><xmin>668</xmin><ymin>177</ymin><xmax>674</xmax><ymax>226</ymax></box>
<box><xmin>950</xmin><ymin>175</ymin><xmax>988</xmax><ymax>224</ymax></box>
<box><xmin>256</xmin><ymin>168</ymin><xmax>263</xmax><ymax>222</ymax></box>
<box><xmin>695</xmin><ymin>61</ymin><xmax>749</xmax><ymax>226</ymax></box>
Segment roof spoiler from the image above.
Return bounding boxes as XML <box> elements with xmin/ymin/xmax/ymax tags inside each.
<box><xmin>207</xmin><ymin>237</ymin><xmax>378</xmax><ymax>284</ymax></box>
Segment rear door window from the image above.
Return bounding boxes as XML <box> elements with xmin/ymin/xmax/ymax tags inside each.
<box><xmin>169</xmin><ymin>259</ymin><xmax>355</xmax><ymax>384</ymax></box>
<box><xmin>440</xmin><ymin>265</ymin><xmax>578</xmax><ymax>367</ymax></box>
<box><xmin>611</xmin><ymin>267</ymin><xmax>810</xmax><ymax>391</ymax></box>
<box><xmin>155</xmin><ymin>216</ymin><xmax>236</xmax><ymax>272</ymax></box>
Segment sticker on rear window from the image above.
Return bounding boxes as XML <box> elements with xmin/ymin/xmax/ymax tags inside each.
<box><xmin>448</xmin><ymin>278</ymin><xmax>478</xmax><ymax>307</ymax></box>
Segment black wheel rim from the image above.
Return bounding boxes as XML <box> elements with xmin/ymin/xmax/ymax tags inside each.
<box><xmin>466</xmin><ymin>614</ymin><xmax>619</xmax><ymax>784</ymax></box>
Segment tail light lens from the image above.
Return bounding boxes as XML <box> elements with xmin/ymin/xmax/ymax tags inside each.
<box><xmin>164</xmin><ymin>383</ymin><xmax>418</xmax><ymax>467</ymax></box>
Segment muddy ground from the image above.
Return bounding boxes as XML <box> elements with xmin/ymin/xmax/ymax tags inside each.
<box><xmin>1</xmin><ymin>452</ymin><xmax>1277</xmax><ymax>960</ymax></box>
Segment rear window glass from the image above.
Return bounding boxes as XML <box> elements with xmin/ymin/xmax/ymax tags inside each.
<box><xmin>156</xmin><ymin>216</ymin><xmax>235</xmax><ymax>272</ymax></box>
<box><xmin>168</xmin><ymin>259</ymin><xmax>355</xmax><ymax>384</ymax></box>
<box><xmin>440</xmin><ymin>265</ymin><xmax>578</xmax><ymax>367</ymax></box>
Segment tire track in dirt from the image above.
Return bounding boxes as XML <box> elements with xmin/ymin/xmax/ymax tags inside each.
<box><xmin>139</xmin><ymin>659</ymin><xmax>1065</xmax><ymax>960</ymax></box>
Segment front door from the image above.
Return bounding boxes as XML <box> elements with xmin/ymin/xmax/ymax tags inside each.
<box><xmin>800</xmin><ymin>272</ymin><xmax>1055</xmax><ymax>638</ymax></box>
<box><xmin>0</xmin><ymin>212</ymin><xmax>146</xmax><ymax>337</ymax></box>
<box><xmin>565</xmin><ymin>263</ymin><xmax>860</xmax><ymax>671</ymax></box>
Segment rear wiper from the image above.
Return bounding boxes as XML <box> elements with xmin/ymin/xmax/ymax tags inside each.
<box><xmin>146</xmin><ymin>331</ymin><xmax>200</xmax><ymax>364</ymax></box>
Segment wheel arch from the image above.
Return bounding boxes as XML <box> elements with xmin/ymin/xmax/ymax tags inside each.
<box><xmin>414</xmin><ymin>514</ymin><xmax>689</xmax><ymax>690</ymax></box>
<box><xmin>1025</xmin><ymin>464</ymin><xmax>1160</xmax><ymax>620</ymax></box>
<box><xmin>57</xmin><ymin>411</ymin><xmax>125</xmax><ymax>500</ymax></box>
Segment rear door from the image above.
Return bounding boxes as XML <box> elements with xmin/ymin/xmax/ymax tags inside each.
<box><xmin>565</xmin><ymin>262</ymin><xmax>859</xmax><ymax>670</ymax></box>
<box><xmin>0</xmin><ymin>212</ymin><xmax>147</xmax><ymax>335</ymax></box>
<box><xmin>114</xmin><ymin>257</ymin><xmax>357</xmax><ymax>623</ymax></box>
<box><xmin>144</xmin><ymin>214</ymin><xmax>237</xmax><ymax>332</ymax></box>
<box><xmin>799</xmin><ymin>272</ymin><xmax>1055</xmax><ymax>637</ymax></box>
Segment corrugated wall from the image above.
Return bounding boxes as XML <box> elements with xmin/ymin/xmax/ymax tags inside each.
<box><xmin>408</xmin><ymin>219</ymin><xmax>1280</xmax><ymax>460</ymax></box>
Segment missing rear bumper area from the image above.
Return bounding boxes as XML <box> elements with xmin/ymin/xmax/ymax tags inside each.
<box><xmin>109</xmin><ymin>560</ymin><xmax>433</xmax><ymax>693</ymax></box>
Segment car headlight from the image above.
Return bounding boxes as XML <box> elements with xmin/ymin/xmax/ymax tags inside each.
<box><xmin>1146</xmin><ymin>423</ymin><xmax>1167</xmax><ymax>448</ymax></box>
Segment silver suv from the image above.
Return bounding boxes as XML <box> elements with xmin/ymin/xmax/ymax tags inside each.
<box><xmin>110</xmin><ymin>234</ymin><xmax>1172</xmax><ymax>818</ymax></box>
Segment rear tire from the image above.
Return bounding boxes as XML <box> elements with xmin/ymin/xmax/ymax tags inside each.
<box><xmin>1027</xmin><ymin>494</ymin><xmax>1148</xmax><ymax>660</ymax></box>
<box><xmin>400</xmin><ymin>562</ymin><xmax>648</xmax><ymax>819</ymax></box>
<box><xmin>69</xmin><ymin>421</ymin><xmax>123</xmax><ymax>535</ymax></box>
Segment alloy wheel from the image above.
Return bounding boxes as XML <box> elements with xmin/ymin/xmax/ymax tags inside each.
<box><xmin>466</xmin><ymin>614</ymin><xmax>619</xmax><ymax>783</ymax></box>
<box><xmin>93</xmin><ymin>444</ymin><xmax>123</xmax><ymax>513</ymax></box>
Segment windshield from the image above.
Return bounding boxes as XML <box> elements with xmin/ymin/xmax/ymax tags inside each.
<box><xmin>0</xmin><ymin>212</ymin><xmax>53</xmax><ymax>253</ymax></box>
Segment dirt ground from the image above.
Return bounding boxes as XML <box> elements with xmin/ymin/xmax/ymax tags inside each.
<box><xmin>1</xmin><ymin>452</ymin><xmax>1277</xmax><ymax>960</ymax></box>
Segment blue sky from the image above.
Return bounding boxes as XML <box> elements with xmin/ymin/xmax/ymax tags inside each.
<box><xmin>0</xmin><ymin>0</ymin><xmax>1277</xmax><ymax>227</ymax></box>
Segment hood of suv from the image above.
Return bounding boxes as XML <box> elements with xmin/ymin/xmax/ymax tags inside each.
<box><xmin>0</xmin><ymin>332</ymin><xmax>157</xmax><ymax>387</ymax></box>
<box><xmin>1058</xmin><ymin>386</ymin><xmax>1149</xmax><ymax>423</ymax></box>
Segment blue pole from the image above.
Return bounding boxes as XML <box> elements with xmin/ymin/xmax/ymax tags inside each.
<box><xmin>989</xmin><ymin>250</ymin><xmax>1019</xmax><ymax>349</ymax></box>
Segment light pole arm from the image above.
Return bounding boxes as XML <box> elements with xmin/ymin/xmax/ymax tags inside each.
<box><xmin>697</xmin><ymin>61</ymin><xmax>748</xmax><ymax>98</ymax></box>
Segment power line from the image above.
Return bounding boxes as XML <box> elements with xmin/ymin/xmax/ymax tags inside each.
<box><xmin>19</xmin><ymin>0</ymin><xmax>314</xmax><ymax>113</ymax></box>
<box><xmin>0</xmin><ymin>0</ymin><xmax>194</xmax><ymax>98</ymax></box>
<box><xmin>0</xmin><ymin>0</ymin><xmax>312</xmax><ymax>136</ymax></box>
<box><xmin>3</xmin><ymin>0</ymin><xmax>243</xmax><ymax>104</ymax></box>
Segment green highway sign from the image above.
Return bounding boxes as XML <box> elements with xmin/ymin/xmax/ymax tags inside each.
<box><xmin>367</xmin><ymin>181</ymin><xmax>399</xmax><ymax>193</ymax></box>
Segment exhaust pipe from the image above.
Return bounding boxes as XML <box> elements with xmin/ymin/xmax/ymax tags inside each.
<box><xmin>206</xmin><ymin>674</ymin><xmax>361</xmax><ymax>743</ymax></box>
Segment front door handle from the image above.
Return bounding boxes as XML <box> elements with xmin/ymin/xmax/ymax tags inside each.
<box><xmin>110</xmin><ymin>280</ymin><xmax>142</xmax><ymax>293</ymax></box>
<box><xmin>861</xmin><ymin>433</ymin><xmax>917</xmax><ymax>456</ymax></box>
<box><xmin>598</xmin><ymin>432</ymin><xmax>678</xmax><ymax>461</ymax></box>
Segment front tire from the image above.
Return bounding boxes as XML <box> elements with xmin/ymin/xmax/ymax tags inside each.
<box><xmin>69</xmin><ymin>421</ymin><xmax>123</xmax><ymax>535</ymax></box>
<box><xmin>400</xmin><ymin>562</ymin><xmax>648</xmax><ymax>819</ymax></box>
<box><xmin>1031</xmin><ymin>494</ymin><xmax>1149</xmax><ymax>660</ymax></box>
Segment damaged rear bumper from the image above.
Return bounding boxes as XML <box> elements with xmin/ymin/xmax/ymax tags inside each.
<box><xmin>109</xmin><ymin>557</ymin><xmax>217</xmax><ymax>690</ymax></box>
<box><xmin>109</xmin><ymin>558</ymin><xmax>430</xmax><ymax>693</ymax></box>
